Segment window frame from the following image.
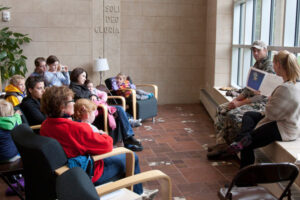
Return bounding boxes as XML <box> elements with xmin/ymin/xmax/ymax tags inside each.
<box><xmin>231</xmin><ymin>0</ymin><xmax>300</xmax><ymax>88</ymax></box>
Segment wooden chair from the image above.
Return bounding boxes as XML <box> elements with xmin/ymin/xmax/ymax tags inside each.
<box><xmin>218</xmin><ymin>163</ymin><xmax>299</xmax><ymax>200</ymax></box>
<box><xmin>56</xmin><ymin>167</ymin><xmax>171</xmax><ymax>200</ymax></box>
<box><xmin>97</xmin><ymin>95</ymin><xmax>126</xmax><ymax>133</ymax></box>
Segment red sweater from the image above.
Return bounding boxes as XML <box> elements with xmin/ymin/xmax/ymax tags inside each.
<box><xmin>40</xmin><ymin>118</ymin><xmax>113</xmax><ymax>182</ymax></box>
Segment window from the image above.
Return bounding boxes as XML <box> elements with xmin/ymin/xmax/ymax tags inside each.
<box><xmin>232</xmin><ymin>0</ymin><xmax>300</xmax><ymax>88</ymax></box>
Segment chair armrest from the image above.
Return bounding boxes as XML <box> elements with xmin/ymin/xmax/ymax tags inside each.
<box><xmin>136</xmin><ymin>84</ymin><xmax>158</xmax><ymax>100</ymax></box>
<box><xmin>55</xmin><ymin>147</ymin><xmax>135</xmax><ymax>191</ymax></box>
<box><xmin>107</xmin><ymin>96</ymin><xmax>126</xmax><ymax>110</ymax></box>
<box><xmin>97</xmin><ymin>104</ymin><xmax>108</xmax><ymax>133</ymax></box>
<box><xmin>125</xmin><ymin>89</ymin><xmax>136</xmax><ymax>120</ymax></box>
<box><xmin>30</xmin><ymin>125</ymin><xmax>41</xmax><ymax>130</ymax></box>
<box><xmin>96</xmin><ymin>170</ymin><xmax>172</xmax><ymax>199</ymax></box>
<box><xmin>114</xmin><ymin>89</ymin><xmax>136</xmax><ymax>119</ymax></box>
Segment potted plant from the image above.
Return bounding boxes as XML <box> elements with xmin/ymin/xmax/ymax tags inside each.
<box><xmin>0</xmin><ymin>6</ymin><xmax>31</xmax><ymax>87</ymax></box>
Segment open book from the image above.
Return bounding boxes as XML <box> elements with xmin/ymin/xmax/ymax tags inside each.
<box><xmin>246</xmin><ymin>67</ymin><xmax>283</xmax><ymax>96</ymax></box>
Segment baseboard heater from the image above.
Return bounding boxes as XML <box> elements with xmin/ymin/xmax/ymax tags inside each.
<box><xmin>199</xmin><ymin>89</ymin><xmax>218</xmax><ymax>122</ymax></box>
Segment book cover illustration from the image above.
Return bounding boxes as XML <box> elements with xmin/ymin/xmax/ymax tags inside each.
<box><xmin>247</xmin><ymin>68</ymin><xmax>265</xmax><ymax>91</ymax></box>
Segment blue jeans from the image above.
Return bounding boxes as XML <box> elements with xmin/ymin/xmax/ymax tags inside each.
<box><xmin>114</xmin><ymin>106</ymin><xmax>134</xmax><ymax>139</ymax></box>
<box><xmin>94</xmin><ymin>153</ymin><xmax>143</xmax><ymax>194</ymax></box>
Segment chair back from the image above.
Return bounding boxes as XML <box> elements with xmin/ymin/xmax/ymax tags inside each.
<box><xmin>12</xmin><ymin>124</ymin><xmax>68</xmax><ymax>200</ymax></box>
<box><xmin>105</xmin><ymin>77</ymin><xmax>114</xmax><ymax>91</ymax></box>
<box><xmin>233</xmin><ymin>163</ymin><xmax>298</xmax><ymax>185</ymax></box>
<box><xmin>229</xmin><ymin>163</ymin><xmax>299</xmax><ymax>200</ymax></box>
<box><xmin>56</xmin><ymin>167</ymin><xmax>99</xmax><ymax>200</ymax></box>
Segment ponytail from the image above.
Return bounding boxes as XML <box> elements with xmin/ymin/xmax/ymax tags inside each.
<box><xmin>273</xmin><ymin>50</ymin><xmax>300</xmax><ymax>83</ymax></box>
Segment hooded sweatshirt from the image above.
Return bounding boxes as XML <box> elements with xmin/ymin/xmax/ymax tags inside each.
<box><xmin>5</xmin><ymin>84</ymin><xmax>25</xmax><ymax>106</ymax></box>
<box><xmin>0</xmin><ymin>114</ymin><xmax>22</xmax><ymax>161</ymax></box>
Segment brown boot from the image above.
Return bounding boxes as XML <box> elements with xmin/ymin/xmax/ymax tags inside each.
<box><xmin>207</xmin><ymin>143</ymin><xmax>228</xmax><ymax>152</ymax></box>
<box><xmin>206</xmin><ymin>144</ymin><xmax>230</xmax><ymax>160</ymax></box>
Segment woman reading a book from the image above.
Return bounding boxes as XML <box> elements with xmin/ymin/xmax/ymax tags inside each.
<box><xmin>208</xmin><ymin>40</ymin><xmax>274</xmax><ymax>159</ymax></box>
<box><xmin>225</xmin><ymin>50</ymin><xmax>300</xmax><ymax>168</ymax></box>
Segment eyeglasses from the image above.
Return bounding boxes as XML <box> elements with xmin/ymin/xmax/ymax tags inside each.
<box><xmin>65</xmin><ymin>99</ymin><xmax>74</xmax><ymax>104</ymax></box>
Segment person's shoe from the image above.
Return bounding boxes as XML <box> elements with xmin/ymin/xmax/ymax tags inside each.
<box><xmin>124</xmin><ymin>143</ymin><xmax>143</xmax><ymax>152</ymax></box>
<box><xmin>5</xmin><ymin>177</ymin><xmax>24</xmax><ymax>196</ymax></box>
<box><xmin>147</xmin><ymin>93</ymin><xmax>154</xmax><ymax>99</ymax></box>
<box><xmin>124</xmin><ymin>136</ymin><xmax>141</xmax><ymax>145</ymax></box>
<box><xmin>207</xmin><ymin>149</ymin><xmax>226</xmax><ymax>160</ymax></box>
<box><xmin>129</xmin><ymin>118</ymin><xmax>142</xmax><ymax>127</ymax></box>
<box><xmin>207</xmin><ymin>143</ymin><xmax>228</xmax><ymax>152</ymax></box>
<box><xmin>141</xmin><ymin>188</ymin><xmax>159</xmax><ymax>200</ymax></box>
<box><xmin>207</xmin><ymin>144</ymin><xmax>216</xmax><ymax>152</ymax></box>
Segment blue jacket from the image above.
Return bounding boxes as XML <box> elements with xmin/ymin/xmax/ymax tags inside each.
<box><xmin>67</xmin><ymin>155</ymin><xmax>94</xmax><ymax>178</ymax></box>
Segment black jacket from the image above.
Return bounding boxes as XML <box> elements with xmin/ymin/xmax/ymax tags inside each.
<box><xmin>69</xmin><ymin>82</ymin><xmax>93</xmax><ymax>101</ymax></box>
<box><xmin>20</xmin><ymin>96</ymin><xmax>46</xmax><ymax>126</ymax></box>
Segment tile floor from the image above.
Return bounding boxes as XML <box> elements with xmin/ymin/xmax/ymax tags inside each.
<box><xmin>0</xmin><ymin>104</ymin><xmax>241</xmax><ymax>200</ymax></box>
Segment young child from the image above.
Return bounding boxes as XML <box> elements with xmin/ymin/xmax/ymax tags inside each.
<box><xmin>0</xmin><ymin>99</ymin><xmax>22</xmax><ymax>163</ymax></box>
<box><xmin>5</xmin><ymin>75</ymin><xmax>26</xmax><ymax>106</ymax></box>
<box><xmin>73</xmin><ymin>98</ymin><xmax>107</xmax><ymax>135</ymax></box>
<box><xmin>87</xmin><ymin>80</ymin><xmax>142</xmax><ymax>127</ymax></box>
<box><xmin>112</xmin><ymin>73</ymin><xmax>153</xmax><ymax>100</ymax></box>
<box><xmin>85</xmin><ymin>80</ymin><xmax>117</xmax><ymax>130</ymax></box>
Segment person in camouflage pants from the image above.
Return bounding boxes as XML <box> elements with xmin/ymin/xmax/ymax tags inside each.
<box><xmin>207</xmin><ymin>40</ymin><xmax>275</xmax><ymax>159</ymax></box>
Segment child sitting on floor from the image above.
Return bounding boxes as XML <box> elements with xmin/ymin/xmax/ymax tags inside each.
<box><xmin>73</xmin><ymin>98</ymin><xmax>107</xmax><ymax>135</ymax></box>
<box><xmin>5</xmin><ymin>75</ymin><xmax>26</xmax><ymax>106</ymax></box>
<box><xmin>112</xmin><ymin>73</ymin><xmax>153</xmax><ymax>100</ymax></box>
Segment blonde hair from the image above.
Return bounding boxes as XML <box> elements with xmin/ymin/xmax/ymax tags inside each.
<box><xmin>74</xmin><ymin>99</ymin><xmax>97</xmax><ymax>120</ymax></box>
<box><xmin>9</xmin><ymin>75</ymin><xmax>25</xmax><ymax>86</ymax></box>
<box><xmin>0</xmin><ymin>99</ymin><xmax>14</xmax><ymax>117</ymax></box>
<box><xmin>116</xmin><ymin>73</ymin><xmax>126</xmax><ymax>80</ymax></box>
<box><xmin>273</xmin><ymin>50</ymin><xmax>300</xmax><ymax>83</ymax></box>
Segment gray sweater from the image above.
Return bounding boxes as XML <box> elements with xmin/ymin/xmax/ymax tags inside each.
<box><xmin>256</xmin><ymin>81</ymin><xmax>300</xmax><ymax>141</ymax></box>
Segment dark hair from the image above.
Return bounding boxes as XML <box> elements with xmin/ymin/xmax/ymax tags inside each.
<box><xmin>34</xmin><ymin>57</ymin><xmax>46</xmax><ymax>67</ymax></box>
<box><xmin>46</xmin><ymin>55</ymin><xmax>59</xmax><ymax>65</ymax></box>
<box><xmin>70</xmin><ymin>67</ymin><xmax>88</xmax><ymax>83</ymax></box>
<box><xmin>84</xmin><ymin>79</ymin><xmax>92</xmax><ymax>86</ymax></box>
<box><xmin>41</xmin><ymin>86</ymin><xmax>74</xmax><ymax>117</ymax></box>
<box><xmin>25</xmin><ymin>76</ymin><xmax>45</xmax><ymax>95</ymax></box>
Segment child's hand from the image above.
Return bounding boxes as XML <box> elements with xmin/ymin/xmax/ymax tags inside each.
<box><xmin>15</xmin><ymin>110</ymin><xmax>22</xmax><ymax>115</ymax></box>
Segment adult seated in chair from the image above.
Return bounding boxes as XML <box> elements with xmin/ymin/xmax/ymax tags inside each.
<box><xmin>20</xmin><ymin>76</ymin><xmax>46</xmax><ymax>126</ymax></box>
<box><xmin>208</xmin><ymin>40</ymin><xmax>275</xmax><ymax>159</ymax></box>
<box><xmin>69</xmin><ymin>67</ymin><xmax>143</xmax><ymax>151</ymax></box>
<box><xmin>30</xmin><ymin>57</ymin><xmax>47</xmax><ymax>82</ymax></box>
<box><xmin>39</xmin><ymin>86</ymin><xmax>143</xmax><ymax>194</ymax></box>
<box><xmin>44</xmin><ymin>55</ymin><xmax>70</xmax><ymax>87</ymax></box>
<box><xmin>223</xmin><ymin>50</ymin><xmax>300</xmax><ymax>168</ymax></box>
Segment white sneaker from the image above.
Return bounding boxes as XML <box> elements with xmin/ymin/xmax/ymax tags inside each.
<box><xmin>141</xmin><ymin>188</ymin><xmax>159</xmax><ymax>200</ymax></box>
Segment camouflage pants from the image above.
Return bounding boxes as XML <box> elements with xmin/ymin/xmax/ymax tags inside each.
<box><xmin>214</xmin><ymin>101</ymin><xmax>267</xmax><ymax>145</ymax></box>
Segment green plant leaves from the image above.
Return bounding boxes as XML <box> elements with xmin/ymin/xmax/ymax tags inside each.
<box><xmin>0</xmin><ymin>5</ymin><xmax>31</xmax><ymax>81</ymax></box>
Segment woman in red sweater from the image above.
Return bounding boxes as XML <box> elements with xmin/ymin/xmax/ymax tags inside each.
<box><xmin>40</xmin><ymin>86</ymin><xmax>143</xmax><ymax>194</ymax></box>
